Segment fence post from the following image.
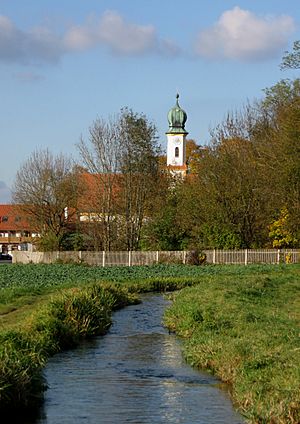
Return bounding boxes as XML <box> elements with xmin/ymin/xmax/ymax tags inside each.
<box><xmin>128</xmin><ymin>250</ymin><xmax>132</xmax><ymax>267</ymax></box>
<box><xmin>277</xmin><ymin>249</ymin><xmax>281</xmax><ymax>264</ymax></box>
<box><xmin>244</xmin><ymin>249</ymin><xmax>248</xmax><ymax>265</ymax></box>
<box><xmin>78</xmin><ymin>251</ymin><xmax>82</xmax><ymax>262</ymax></box>
<box><xmin>156</xmin><ymin>251</ymin><xmax>159</xmax><ymax>264</ymax></box>
<box><xmin>102</xmin><ymin>251</ymin><xmax>105</xmax><ymax>267</ymax></box>
<box><xmin>213</xmin><ymin>249</ymin><xmax>216</xmax><ymax>264</ymax></box>
<box><xmin>183</xmin><ymin>250</ymin><xmax>187</xmax><ymax>265</ymax></box>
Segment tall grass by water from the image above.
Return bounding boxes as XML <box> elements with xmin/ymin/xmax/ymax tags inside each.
<box><xmin>0</xmin><ymin>283</ymin><xmax>138</xmax><ymax>411</ymax></box>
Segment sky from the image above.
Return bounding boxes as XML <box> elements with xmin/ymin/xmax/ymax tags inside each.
<box><xmin>0</xmin><ymin>0</ymin><xmax>299</xmax><ymax>202</ymax></box>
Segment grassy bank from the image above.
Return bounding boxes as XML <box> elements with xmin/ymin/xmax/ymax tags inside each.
<box><xmin>0</xmin><ymin>283</ymin><xmax>138</xmax><ymax>412</ymax></box>
<box><xmin>164</xmin><ymin>264</ymin><xmax>300</xmax><ymax>423</ymax></box>
<box><xmin>0</xmin><ymin>263</ymin><xmax>299</xmax><ymax>421</ymax></box>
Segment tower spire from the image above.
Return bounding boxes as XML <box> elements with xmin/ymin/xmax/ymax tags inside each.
<box><xmin>166</xmin><ymin>95</ymin><xmax>188</xmax><ymax>177</ymax></box>
<box><xmin>167</xmin><ymin>93</ymin><xmax>188</xmax><ymax>135</ymax></box>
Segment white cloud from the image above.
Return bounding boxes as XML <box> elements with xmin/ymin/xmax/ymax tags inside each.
<box><xmin>64</xmin><ymin>11</ymin><xmax>162</xmax><ymax>55</ymax></box>
<box><xmin>0</xmin><ymin>11</ymin><xmax>179</xmax><ymax>65</ymax></box>
<box><xmin>0</xmin><ymin>15</ymin><xmax>63</xmax><ymax>64</ymax></box>
<box><xmin>195</xmin><ymin>7</ymin><xmax>295</xmax><ymax>61</ymax></box>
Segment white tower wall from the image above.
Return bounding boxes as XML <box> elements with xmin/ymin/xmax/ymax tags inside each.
<box><xmin>167</xmin><ymin>134</ymin><xmax>186</xmax><ymax>166</ymax></box>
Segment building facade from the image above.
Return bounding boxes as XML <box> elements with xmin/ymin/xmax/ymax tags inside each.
<box><xmin>0</xmin><ymin>205</ymin><xmax>37</xmax><ymax>253</ymax></box>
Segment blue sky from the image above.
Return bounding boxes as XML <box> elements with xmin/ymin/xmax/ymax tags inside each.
<box><xmin>0</xmin><ymin>0</ymin><xmax>299</xmax><ymax>202</ymax></box>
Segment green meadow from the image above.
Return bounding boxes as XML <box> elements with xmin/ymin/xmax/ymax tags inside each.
<box><xmin>164</xmin><ymin>265</ymin><xmax>300</xmax><ymax>423</ymax></box>
<box><xmin>0</xmin><ymin>263</ymin><xmax>299</xmax><ymax>423</ymax></box>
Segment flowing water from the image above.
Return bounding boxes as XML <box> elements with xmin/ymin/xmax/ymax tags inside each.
<box><xmin>32</xmin><ymin>294</ymin><xmax>245</xmax><ymax>424</ymax></box>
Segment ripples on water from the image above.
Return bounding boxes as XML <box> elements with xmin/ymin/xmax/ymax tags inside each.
<box><xmin>31</xmin><ymin>294</ymin><xmax>245</xmax><ymax>424</ymax></box>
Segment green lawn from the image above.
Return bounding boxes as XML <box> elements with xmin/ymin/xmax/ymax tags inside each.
<box><xmin>164</xmin><ymin>264</ymin><xmax>300</xmax><ymax>423</ymax></box>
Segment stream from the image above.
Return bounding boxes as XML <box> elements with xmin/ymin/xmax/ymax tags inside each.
<box><xmin>32</xmin><ymin>294</ymin><xmax>245</xmax><ymax>424</ymax></box>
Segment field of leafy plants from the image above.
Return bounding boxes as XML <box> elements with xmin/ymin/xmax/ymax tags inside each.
<box><xmin>0</xmin><ymin>263</ymin><xmax>293</xmax><ymax>313</ymax></box>
<box><xmin>0</xmin><ymin>262</ymin><xmax>283</xmax><ymax>290</ymax></box>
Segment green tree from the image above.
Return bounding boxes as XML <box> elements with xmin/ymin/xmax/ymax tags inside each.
<box><xmin>186</xmin><ymin>110</ymin><xmax>268</xmax><ymax>248</ymax></box>
<box><xmin>142</xmin><ymin>185</ymin><xmax>187</xmax><ymax>250</ymax></box>
<box><xmin>119</xmin><ymin>108</ymin><xmax>161</xmax><ymax>250</ymax></box>
<box><xmin>261</xmin><ymin>79</ymin><xmax>300</xmax><ymax>121</ymax></box>
<box><xmin>281</xmin><ymin>40</ymin><xmax>300</xmax><ymax>70</ymax></box>
<box><xmin>253</xmin><ymin>79</ymin><xmax>300</xmax><ymax>245</ymax></box>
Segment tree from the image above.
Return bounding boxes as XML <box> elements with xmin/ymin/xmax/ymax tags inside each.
<box><xmin>253</xmin><ymin>79</ymin><xmax>300</xmax><ymax>246</ymax></box>
<box><xmin>77</xmin><ymin>117</ymin><xmax>122</xmax><ymax>250</ymax></box>
<box><xmin>119</xmin><ymin>108</ymin><xmax>161</xmax><ymax>250</ymax></box>
<box><xmin>142</xmin><ymin>183</ymin><xmax>187</xmax><ymax>250</ymax></box>
<box><xmin>183</xmin><ymin>109</ymin><xmax>269</xmax><ymax>249</ymax></box>
<box><xmin>261</xmin><ymin>79</ymin><xmax>300</xmax><ymax>121</ymax></box>
<box><xmin>269</xmin><ymin>207</ymin><xmax>298</xmax><ymax>248</ymax></box>
<box><xmin>77</xmin><ymin>109</ymin><xmax>161</xmax><ymax>251</ymax></box>
<box><xmin>12</xmin><ymin>149</ymin><xmax>79</xmax><ymax>250</ymax></box>
<box><xmin>187</xmin><ymin>83</ymin><xmax>300</xmax><ymax>249</ymax></box>
<box><xmin>185</xmin><ymin>139</ymin><xmax>203</xmax><ymax>173</ymax></box>
<box><xmin>281</xmin><ymin>40</ymin><xmax>300</xmax><ymax>70</ymax></box>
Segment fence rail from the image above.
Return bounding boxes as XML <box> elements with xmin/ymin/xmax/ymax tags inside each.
<box><xmin>12</xmin><ymin>249</ymin><xmax>300</xmax><ymax>266</ymax></box>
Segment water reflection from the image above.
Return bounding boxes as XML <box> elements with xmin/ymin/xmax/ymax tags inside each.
<box><xmin>33</xmin><ymin>294</ymin><xmax>245</xmax><ymax>424</ymax></box>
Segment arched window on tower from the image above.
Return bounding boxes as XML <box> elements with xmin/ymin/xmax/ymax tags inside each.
<box><xmin>175</xmin><ymin>146</ymin><xmax>179</xmax><ymax>158</ymax></box>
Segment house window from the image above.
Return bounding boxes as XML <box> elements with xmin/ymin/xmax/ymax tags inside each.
<box><xmin>175</xmin><ymin>147</ymin><xmax>179</xmax><ymax>158</ymax></box>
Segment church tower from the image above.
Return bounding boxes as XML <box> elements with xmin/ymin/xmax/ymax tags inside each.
<box><xmin>166</xmin><ymin>94</ymin><xmax>188</xmax><ymax>176</ymax></box>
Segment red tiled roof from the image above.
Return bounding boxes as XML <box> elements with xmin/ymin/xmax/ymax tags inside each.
<box><xmin>78</xmin><ymin>172</ymin><xmax>122</xmax><ymax>211</ymax></box>
<box><xmin>0</xmin><ymin>204</ymin><xmax>32</xmax><ymax>231</ymax></box>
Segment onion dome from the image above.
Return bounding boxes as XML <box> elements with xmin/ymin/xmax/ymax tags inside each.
<box><xmin>166</xmin><ymin>94</ymin><xmax>188</xmax><ymax>134</ymax></box>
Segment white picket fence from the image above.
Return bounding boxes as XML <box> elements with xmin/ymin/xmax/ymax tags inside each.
<box><xmin>12</xmin><ymin>249</ymin><xmax>300</xmax><ymax>266</ymax></box>
<box><xmin>203</xmin><ymin>249</ymin><xmax>299</xmax><ymax>265</ymax></box>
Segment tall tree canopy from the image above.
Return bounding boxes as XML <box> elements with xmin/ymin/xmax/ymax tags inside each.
<box><xmin>77</xmin><ymin>108</ymin><xmax>161</xmax><ymax>250</ymax></box>
<box><xmin>119</xmin><ymin>108</ymin><xmax>161</xmax><ymax>250</ymax></box>
<box><xmin>281</xmin><ymin>40</ymin><xmax>300</xmax><ymax>70</ymax></box>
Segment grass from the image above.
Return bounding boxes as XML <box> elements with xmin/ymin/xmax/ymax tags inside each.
<box><xmin>0</xmin><ymin>262</ymin><xmax>299</xmax><ymax>422</ymax></box>
<box><xmin>164</xmin><ymin>264</ymin><xmax>300</xmax><ymax>423</ymax></box>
